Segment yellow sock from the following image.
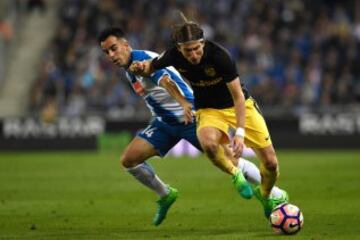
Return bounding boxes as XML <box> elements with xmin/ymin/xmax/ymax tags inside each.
<box><xmin>209</xmin><ymin>145</ymin><xmax>238</xmax><ymax>175</ymax></box>
<box><xmin>260</xmin><ymin>163</ymin><xmax>279</xmax><ymax>198</ymax></box>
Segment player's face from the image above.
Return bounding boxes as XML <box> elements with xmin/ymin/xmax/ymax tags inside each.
<box><xmin>177</xmin><ymin>40</ymin><xmax>205</xmax><ymax>65</ymax></box>
<box><xmin>101</xmin><ymin>36</ymin><xmax>131</xmax><ymax>67</ymax></box>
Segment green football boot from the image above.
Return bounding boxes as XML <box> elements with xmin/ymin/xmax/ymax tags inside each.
<box><xmin>254</xmin><ymin>186</ymin><xmax>289</xmax><ymax>218</ymax></box>
<box><xmin>232</xmin><ymin>171</ymin><xmax>253</xmax><ymax>199</ymax></box>
<box><xmin>153</xmin><ymin>187</ymin><xmax>178</xmax><ymax>226</ymax></box>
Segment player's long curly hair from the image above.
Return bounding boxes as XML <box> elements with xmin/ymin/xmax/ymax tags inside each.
<box><xmin>172</xmin><ymin>11</ymin><xmax>204</xmax><ymax>44</ymax></box>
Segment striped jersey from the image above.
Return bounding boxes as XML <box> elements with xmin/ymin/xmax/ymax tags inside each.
<box><xmin>125</xmin><ymin>50</ymin><xmax>194</xmax><ymax>124</ymax></box>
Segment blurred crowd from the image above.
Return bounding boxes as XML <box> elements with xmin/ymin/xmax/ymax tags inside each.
<box><xmin>0</xmin><ymin>0</ymin><xmax>16</xmax><ymax>87</ymax></box>
<box><xmin>0</xmin><ymin>0</ymin><xmax>46</xmax><ymax>89</ymax></box>
<box><xmin>29</xmin><ymin>0</ymin><xmax>360</xmax><ymax>121</ymax></box>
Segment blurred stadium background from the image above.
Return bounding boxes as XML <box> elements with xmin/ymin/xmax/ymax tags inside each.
<box><xmin>0</xmin><ymin>0</ymin><xmax>360</xmax><ymax>239</ymax></box>
<box><xmin>1</xmin><ymin>0</ymin><xmax>360</xmax><ymax>150</ymax></box>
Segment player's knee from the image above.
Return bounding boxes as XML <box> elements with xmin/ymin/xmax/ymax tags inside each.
<box><xmin>120</xmin><ymin>154</ymin><xmax>137</xmax><ymax>168</ymax></box>
<box><xmin>263</xmin><ymin>156</ymin><xmax>278</xmax><ymax>172</ymax></box>
<box><xmin>201</xmin><ymin>141</ymin><xmax>218</xmax><ymax>159</ymax></box>
<box><xmin>265</xmin><ymin>161</ymin><xmax>278</xmax><ymax>173</ymax></box>
<box><xmin>260</xmin><ymin>147</ymin><xmax>278</xmax><ymax>172</ymax></box>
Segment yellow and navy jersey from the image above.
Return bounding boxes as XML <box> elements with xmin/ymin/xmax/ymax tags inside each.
<box><xmin>151</xmin><ymin>40</ymin><xmax>250</xmax><ymax>109</ymax></box>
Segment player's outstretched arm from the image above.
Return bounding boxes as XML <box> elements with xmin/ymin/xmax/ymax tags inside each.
<box><xmin>159</xmin><ymin>75</ymin><xmax>194</xmax><ymax>124</ymax></box>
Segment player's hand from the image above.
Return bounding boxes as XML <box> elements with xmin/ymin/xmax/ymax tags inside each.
<box><xmin>129</xmin><ymin>61</ymin><xmax>148</xmax><ymax>76</ymax></box>
<box><xmin>129</xmin><ymin>61</ymin><xmax>143</xmax><ymax>72</ymax></box>
<box><xmin>181</xmin><ymin>101</ymin><xmax>194</xmax><ymax>124</ymax></box>
<box><xmin>232</xmin><ymin>135</ymin><xmax>244</xmax><ymax>158</ymax></box>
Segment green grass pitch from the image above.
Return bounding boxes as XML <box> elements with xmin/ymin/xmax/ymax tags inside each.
<box><xmin>1</xmin><ymin>150</ymin><xmax>360</xmax><ymax>239</ymax></box>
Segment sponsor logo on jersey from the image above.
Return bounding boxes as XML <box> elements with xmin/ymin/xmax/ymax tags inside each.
<box><xmin>204</xmin><ymin>67</ymin><xmax>216</xmax><ymax>77</ymax></box>
<box><xmin>191</xmin><ymin>77</ymin><xmax>222</xmax><ymax>87</ymax></box>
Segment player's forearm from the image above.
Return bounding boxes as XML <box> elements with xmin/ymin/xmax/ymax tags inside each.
<box><xmin>227</xmin><ymin>78</ymin><xmax>246</xmax><ymax>131</ymax></box>
<box><xmin>160</xmin><ymin>75</ymin><xmax>193</xmax><ymax>124</ymax></box>
<box><xmin>160</xmin><ymin>76</ymin><xmax>189</xmax><ymax>106</ymax></box>
<box><xmin>233</xmin><ymin>92</ymin><xmax>246</xmax><ymax>129</ymax></box>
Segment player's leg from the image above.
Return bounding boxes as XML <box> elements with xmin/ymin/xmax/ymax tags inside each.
<box><xmin>182</xmin><ymin>119</ymin><xmax>266</xmax><ymax>186</ymax></box>
<box><xmin>121</xmin><ymin>136</ymin><xmax>169</xmax><ymax>197</ymax></box>
<box><xmin>184</xmin><ymin>125</ymin><xmax>276</xmax><ymax>193</ymax></box>
<box><xmin>252</xmin><ymin>146</ymin><xmax>288</xmax><ymax>218</ymax></box>
<box><xmin>222</xmin><ymin>144</ymin><xmax>261</xmax><ymax>184</ymax></box>
<box><xmin>196</xmin><ymin>126</ymin><xmax>253</xmax><ymax>199</ymax></box>
<box><xmin>252</xmin><ymin>145</ymin><xmax>278</xmax><ymax>198</ymax></box>
<box><xmin>222</xmin><ymin>144</ymin><xmax>285</xmax><ymax>198</ymax></box>
<box><xmin>243</xmin><ymin>98</ymin><xmax>288</xmax><ymax>217</ymax></box>
<box><xmin>197</xmin><ymin>126</ymin><xmax>237</xmax><ymax>174</ymax></box>
<box><xmin>122</xmin><ymin>120</ymin><xmax>179</xmax><ymax>226</ymax></box>
<box><xmin>183</xmin><ymin>118</ymin><xmax>252</xmax><ymax>199</ymax></box>
<box><xmin>185</xmin><ymin>120</ymin><xmax>284</xmax><ymax>205</ymax></box>
<box><xmin>237</xmin><ymin>157</ymin><xmax>287</xmax><ymax>198</ymax></box>
<box><xmin>242</xmin><ymin>98</ymin><xmax>279</xmax><ymax>196</ymax></box>
<box><xmin>223</xmin><ymin>143</ymin><xmax>279</xmax><ymax>199</ymax></box>
<box><xmin>195</xmin><ymin>109</ymin><xmax>242</xmax><ymax>175</ymax></box>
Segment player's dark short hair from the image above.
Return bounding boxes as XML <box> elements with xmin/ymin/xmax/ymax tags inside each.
<box><xmin>97</xmin><ymin>27</ymin><xmax>125</xmax><ymax>43</ymax></box>
<box><xmin>172</xmin><ymin>22</ymin><xmax>204</xmax><ymax>44</ymax></box>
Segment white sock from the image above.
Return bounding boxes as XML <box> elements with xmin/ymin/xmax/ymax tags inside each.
<box><xmin>126</xmin><ymin>162</ymin><xmax>169</xmax><ymax>197</ymax></box>
<box><xmin>238</xmin><ymin>158</ymin><xmax>284</xmax><ymax>198</ymax></box>
<box><xmin>237</xmin><ymin>158</ymin><xmax>261</xmax><ymax>184</ymax></box>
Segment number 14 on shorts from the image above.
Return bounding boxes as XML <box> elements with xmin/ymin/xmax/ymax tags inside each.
<box><xmin>142</xmin><ymin>126</ymin><xmax>157</xmax><ymax>138</ymax></box>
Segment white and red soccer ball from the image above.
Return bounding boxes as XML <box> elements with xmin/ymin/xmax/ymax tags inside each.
<box><xmin>269</xmin><ymin>203</ymin><xmax>304</xmax><ymax>235</ymax></box>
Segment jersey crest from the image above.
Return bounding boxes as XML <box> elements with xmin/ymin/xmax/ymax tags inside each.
<box><xmin>204</xmin><ymin>67</ymin><xmax>216</xmax><ymax>77</ymax></box>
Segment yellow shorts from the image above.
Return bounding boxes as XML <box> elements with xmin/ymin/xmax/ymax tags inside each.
<box><xmin>195</xmin><ymin>98</ymin><xmax>272</xmax><ymax>149</ymax></box>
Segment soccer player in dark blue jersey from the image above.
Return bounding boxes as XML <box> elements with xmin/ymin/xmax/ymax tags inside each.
<box><xmin>129</xmin><ymin>15</ymin><xmax>289</xmax><ymax>218</ymax></box>
<box><xmin>99</xmin><ymin>27</ymin><xmax>287</xmax><ymax>225</ymax></box>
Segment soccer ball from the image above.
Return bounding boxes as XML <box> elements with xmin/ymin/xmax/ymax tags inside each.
<box><xmin>269</xmin><ymin>203</ymin><xmax>304</xmax><ymax>235</ymax></box>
